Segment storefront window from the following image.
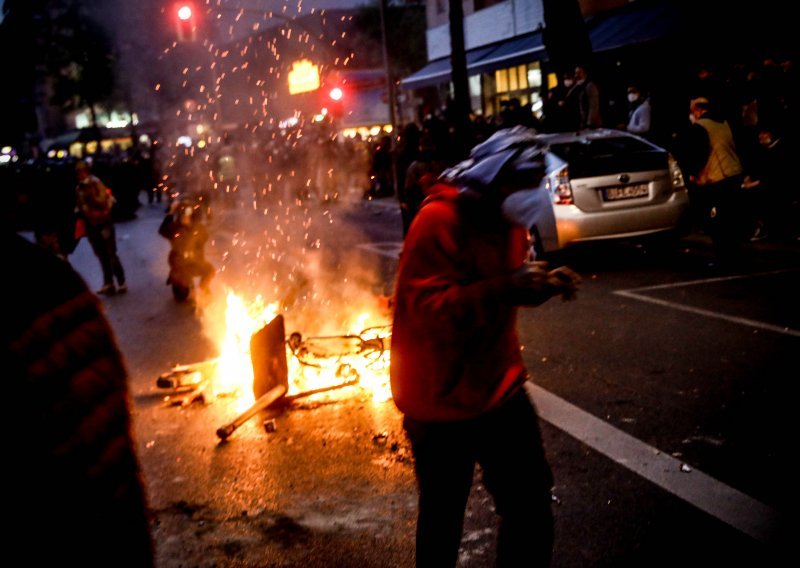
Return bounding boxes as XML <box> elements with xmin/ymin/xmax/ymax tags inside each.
<box><xmin>487</xmin><ymin>62</ymin><xmax>543</xmax><ymax>119</ymax></box>
<box><xmin>528</xmin><ymin>67</ymin><xmax>542</xmax><ymax>88</ymax></box>
<box><xmin>509</xmin><ymin>67</ymin><xmax>519</xmax><ymax>91</ymax></box>
<box><xmin>469</xmin><ymin>75</ymin><xmax>482</xmax><ymax>115</ymax></box>
<box><xmin>495</xmin><ymin>68</ymin><xmax>508</xmax><ymax>94</ymax></box>
<box><xmin>482</xmin><ymin>73</ymin><xmax>497</xmax><ymax>116</ymax></box>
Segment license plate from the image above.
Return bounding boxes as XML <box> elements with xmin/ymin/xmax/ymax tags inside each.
<box><xmin>602</xmin><ymin>183</ymin><xmax>649</xmax><ymax>201</ymax></box>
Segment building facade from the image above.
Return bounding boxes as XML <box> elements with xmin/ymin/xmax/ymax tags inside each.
<box><xmin>401</xmin><ymin>0</ymin><xmax>663</xmax><ymax>122</ymax></box>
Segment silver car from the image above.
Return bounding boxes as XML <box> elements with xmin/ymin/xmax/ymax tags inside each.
<box><xmin>518</xmin><ymin>129</ymin><xmax>689</xmax><ymax>255</ymax></box>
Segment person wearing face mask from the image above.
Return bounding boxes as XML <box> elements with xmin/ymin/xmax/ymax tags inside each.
<box><xmin>391</xmin><ymin>126</ymin><xmax>580</xmax><ymax>567</ymax></box>
<box><xmin>625</xmin><ymin>84</ymin><xmax>651</xmax><ymax>137</ymax></box>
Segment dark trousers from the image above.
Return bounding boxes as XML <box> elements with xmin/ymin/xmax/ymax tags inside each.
<box><xmin>403</xmin><ymin>389</ymin><xmax>554</xmax><ymax>567</ymax></box>
<box><xmin>86</xmin><ymin>222</ymin><xmax>125</xmax><ymax>287</ymax></box>
<box><xmin>688</xmin><ymin>175</ymin><xmax>745</xmax><ymax>258</ymax></box>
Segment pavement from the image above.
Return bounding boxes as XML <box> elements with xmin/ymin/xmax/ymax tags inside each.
<box><xmin>20</xmin><ymin>198</ymin><xmax>794</xmax><ymax>567</ymax></box>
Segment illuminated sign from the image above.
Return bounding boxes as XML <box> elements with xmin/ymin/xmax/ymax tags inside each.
<box><xmin>288</xmin><ymin>59</ymin><xmax>320</xmax><ymax>94</ymax></box>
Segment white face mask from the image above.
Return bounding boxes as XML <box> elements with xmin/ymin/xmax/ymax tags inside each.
<box><xmin>627</xmin><ymin>93</ymin><xmax>639</xmax><ymax>103</ymax></box>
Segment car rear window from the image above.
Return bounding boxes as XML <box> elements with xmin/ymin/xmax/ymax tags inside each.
<box><xmin>549</xmin><ymin>137</ymin><xmax>668</xmax><ymax>178</ymax></box>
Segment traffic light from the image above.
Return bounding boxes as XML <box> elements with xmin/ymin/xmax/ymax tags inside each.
<box><xmin>328</xmin><ymin>87</ymin><xmax>343</xmax><ymax>102</ymax></box>
<box><xmin>326</xmin><ymin>86</ymin><xmax>344</xmax><ymax>118</ymax></box>
<box><xmin>175</xmin><ymin>3</ymin><xmax>196</xmax><ymax>42</ymax></box>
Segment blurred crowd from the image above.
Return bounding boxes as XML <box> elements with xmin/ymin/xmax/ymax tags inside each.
<box><xmin>3</xmin><ymin>54</ymin><xmax>796</xmax><ymax>254</ymax></box>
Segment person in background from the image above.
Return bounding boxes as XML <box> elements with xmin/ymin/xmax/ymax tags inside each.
<box><xmin>625</xmin><ymin>83</ymin><xmax>652</xmax><ymax>137</ymax></box>
<box><xmin>499</xmin><ymin>97</ymin><xmax>542</xmax><ymax>130</ymax></box>
<box><xmin>368</xmin><ymin>134</ymin><xmax>395</xmax><ymax>198</ymax></box>
<box><xmin>2</xmin><ymin>230</ymin><xmax>154</xmax><ymax>567</ymax></box>
<box><xmin>690</xmin><ymin>65</ymin><xmax>736</xmax><ymax>124</ymax></box>
<box><xmin>159</xmin><ymin>198</ymin><xmax>215</xmax><ymax>301</ymax></box>
<box><xmin>396</xmin><ymin>123</ymin><xmax>422</xmax><ymax>208</ymax></box>
<box><xmin>75</xmin><ymin>159</ymin><xmax>127</xmax><ymax>295</ymax></box>
<box><xmin>399</xmin><ymin>132</ymin><xmax>447</xmax><ymax>237</ymax></box>
<box><xmin>743</xmin><ymin>123</ymin><xmax>796</xmax><ymax>241</ymax></box>
<box><xmin>391</xmin><ymin>127</ymin><xmax>580</xmax><ymax>567</ymax></box>
<box><xmin>680</xmin><ymin>97</ymin><xmax>746</xmax><ymax>262</ymax></box>
<box><xmin>29</xmin><ymin>160</ymin><xmax>78</xmax><ymax>259</ymax></box>
<box><xmin>567</xmin><ymin>65</ymin><xmax>602</xmax><ymax>129</ymax></box>
<box><xmin>541</xmin><ymin>74</ymin><xmax>578</xmax><ymax>132</ymax></box>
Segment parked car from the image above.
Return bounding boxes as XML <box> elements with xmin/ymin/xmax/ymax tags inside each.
<box><xmin>510</xmin><ymin>129</ymin><xmax>690</xmax><ymax>256</ymax></box>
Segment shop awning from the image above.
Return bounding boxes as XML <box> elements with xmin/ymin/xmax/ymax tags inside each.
<box><xmin>588</xmin><ymin>1</ymin><xmax>681</xmax><ymax>52</ymax></box>
<box><xmin>469</xmin><ymin>31</ymin><xmax>545</xmax><ymax>75</ymax></box>
<box><xmin>42</xmin><ymin>130</ymin><xmax>80</xmax><ymax>150</ymax></box>
<box><xmin>400</xmin><ymin>42</ymin><xmax>504</xmax><ymax>90</ymax></box>
<box><xmin>399</xmin><ymin>58</ymin><xmax>452</xmax><ymax>91</ymax></box>
<box><xmin>401</xmin><ymin>0</ymin><xmax>680</xmax><ymax>90</ymax></box>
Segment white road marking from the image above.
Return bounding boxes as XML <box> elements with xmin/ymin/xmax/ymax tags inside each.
<box><xmin>362</xmin><ymin>249</ymin><xmax>786</xmax><ymax>540</ymax></box>
<box><xmin>614</xmin><ymin>270</ymin><xmax>800</xmax><ymax>337</ymax></box>
<box><xmin>526</xmin><ymin>382</ymin><xmax>781</xmax><ymax>544</ymax></box>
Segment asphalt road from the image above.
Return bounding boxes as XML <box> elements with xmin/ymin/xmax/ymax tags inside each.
<box><xmin>58</xmin><ymin>195</ymin><xmax>794</xmax><ymax>567</ymax></box>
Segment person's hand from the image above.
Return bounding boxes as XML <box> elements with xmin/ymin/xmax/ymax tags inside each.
<box><xmin>547</xmin><ymin>266</ymin><xmax>581</xmax><ymax>301</ymax></box>
<box><xmin>510</xmin><ymin>261</ymin><xmax>552</xmax><ymax>292</ymax></box>
<box><xmin>511</xmin><ymin>262</ymin><xmax>580</xmax><ymax>302</ymax></box>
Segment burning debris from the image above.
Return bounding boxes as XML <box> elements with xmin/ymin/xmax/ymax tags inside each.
<box><xmin>156</xmin><ymin>311</ymin><xmax>392</xmax><ymax>440</ymax></box>
<box><xmin>288</xmin><ymin>324</ymin><xmax>390</xmax><ymax>367</ymax></box>
<box><xmin>157</xmin><ymin>358</ymin><xmax>218</xmax><ymax>407</ymax></box>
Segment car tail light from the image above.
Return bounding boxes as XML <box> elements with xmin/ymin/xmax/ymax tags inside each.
<box><xmin>668</xmin><ymin>153</ymin><xmax>685</xmax><ymax>190</ymax></box>
<box><xmin>547</xmin><ymin>166</ymin><xmax>574</xmax><ymax>205</ymax></box>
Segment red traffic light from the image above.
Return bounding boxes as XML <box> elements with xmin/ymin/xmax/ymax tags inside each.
<box><xmin>174</xmin><ymin>3</ymin><xmax>196</xmax><ymax>41</ymax></box>
<box><xmin>328</xmin><ymin>87</ymin><xmax>344</xmax><ymax>101</ymax></box>
<box><xmin>324</xmin><ymin>86</ymin><xmax>345</xmax><ymax>119</ymax></box>
<box><xmin>177</xmin><ymin>5</ymin><xmax>193</xmax><ymax>21</ymax></box>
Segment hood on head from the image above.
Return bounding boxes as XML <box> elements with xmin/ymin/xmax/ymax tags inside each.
<box><xmin>441</xmin><ymin>126</ymin><xmax>545</xmax><ymax>192</ymax></box>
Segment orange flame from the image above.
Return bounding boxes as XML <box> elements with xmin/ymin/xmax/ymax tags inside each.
<box><xmin>212</xmin><ymin>292</ymin><xmax>391</xmax><ymax>410</ymax></box>
<box><xmin>214</xmin><ymin>291</ymin><xmax>278</xmax><ymax>406</ymax></box>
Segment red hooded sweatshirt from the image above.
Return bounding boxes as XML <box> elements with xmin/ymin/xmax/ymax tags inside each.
<box><xmin>390</xmin><ymin>184</ymin><xmax>532</xmax><ymax>421</ymax></box>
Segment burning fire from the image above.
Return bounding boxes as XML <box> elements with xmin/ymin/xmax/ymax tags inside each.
<box><xmin>212</xmin><ymin>290</ymin><xmax>392</xmax><ymax>411</ymax></box>
<box><xmin>214</xmin><ymin>291</ymin><xmax>279</xmax><ymax>400</ymax></box>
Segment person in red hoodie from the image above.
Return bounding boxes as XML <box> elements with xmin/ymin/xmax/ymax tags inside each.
<box><xmin>391</xmin><ymin>126</ymin><xmax>580</xmax><ymax>567</ymax></box>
